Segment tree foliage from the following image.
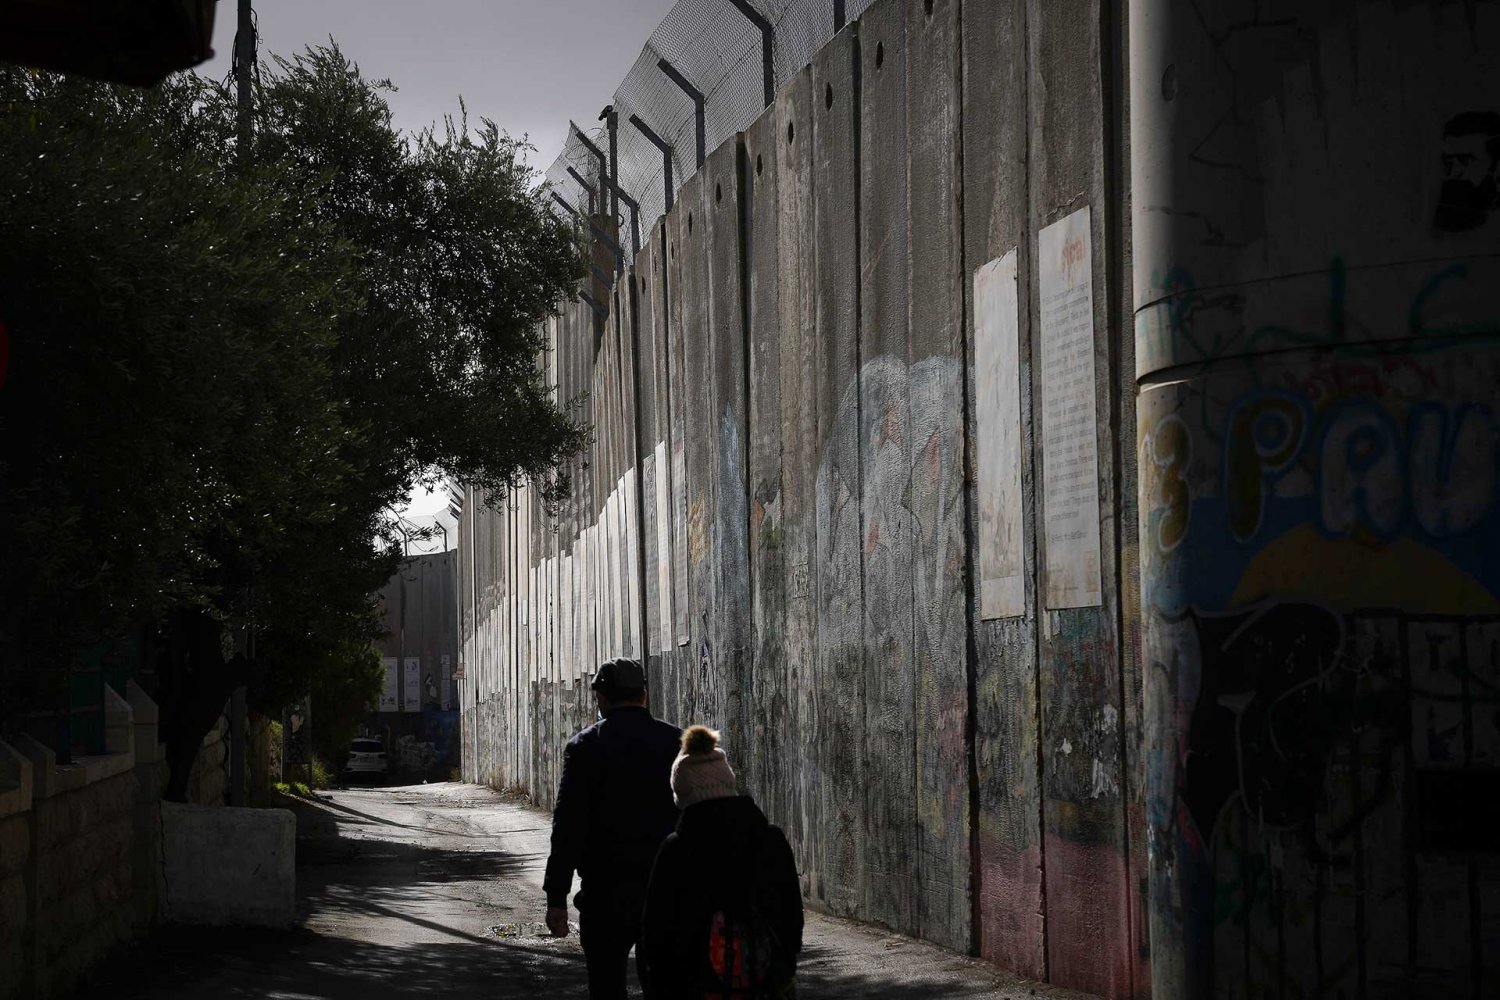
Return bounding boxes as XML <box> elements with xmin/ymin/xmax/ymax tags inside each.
<box><xmin>0</xmin><ymin>48</ymin><xmax>585</xmax><ymax>794</ymax></box>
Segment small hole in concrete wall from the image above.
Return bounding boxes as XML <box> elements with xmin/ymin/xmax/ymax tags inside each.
<box><xmin>876</xmin><ymin>42</ymin><xmax>884</xmax><ymax>69</ymax></box>
<box><xmin>924</xmin><ymin>0</ymin><xmax>934</xmax><ymax>15</ymax></box>
<box><xmin>640</xmin><ymin>276</ymin><xmax>647</xmax><ymax>293</ymax></box>
<box><xmin>671</xmin><ymin>243</ymin><xmax>676</xmax><ymax>259</ymax></box>
<box><xmin>1161</xmin><ymin>64</ymin><xmax>1178</xmax><ymax>102</ymax></box>
<box><xmin>756</xmin><ymin>153</ymin><xmax>763</xmax><ymax>176</ymax></box>
<box><xmin>825</xmin><ymin>83</ymin><xmax>834</xmax><ymax>109</ymax></box>
<box><xmin>688</xmin><ymin>212</ymin><xmax>694</xmax><ymax>234</ymax></box>
<box><xmin>786</xmin><ymin>121</ymin><xmax>795</xmax><ymax>145</ymax></box>
<box><xmin>715</xmin><ymin>182</ymin><xmax>722</xmax><ymax>204</ymax></box>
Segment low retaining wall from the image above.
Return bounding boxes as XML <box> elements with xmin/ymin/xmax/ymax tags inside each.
<box><xmin>158</xmin><ymin>802</ymin><xmax>295</xmax><ymax>927</ymax></box>
<box><xmin>0</xmin><ymin>680</ymin><xmax>166</xmax><ymax>1000</ymax></box>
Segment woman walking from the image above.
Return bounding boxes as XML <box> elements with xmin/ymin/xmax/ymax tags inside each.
<box><xmin>641</xmin><ymin>725</ymin><xmax>803</xmax><ymax>999</ymax></box>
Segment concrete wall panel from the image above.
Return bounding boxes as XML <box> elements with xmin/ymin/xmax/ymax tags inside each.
<box><xmin>704</xmin><ymin>140</ymin><xmax>753</xmax><ymax>773</ymax></box>
<box><xmin>674</xmin><ymin>175</ymin><xmax>715</xmax><ymax>727</ymax></box>
<box><xmin>1028</xmin><ymin>0</ymin><xmax>1133</xmax><ymax>994</ymax></box>
<box><xmin>809</xmin><ymin>24</ymin><xmax>866</xmax><ymax>921</ymax></box>
<box><xmin>959</xmin><ymin>0</ymin><xmax>1047</xmax><ymax>978</ymax></box>
<box><xmin>773</xmin><ymin>68</ymin><xmax>817</xmax><ymax>887</ymax></box>
<box><xmin>744</xmin><ymin>104</ymin><xmax>788</xmax><ymax>817</ymax></box>
<box><xmin>905</xmin><ymin>0</ymin><xmax>972</xmax><ymax>954</ymax></box>
<box><xmin>856</xmin><ymin>0</ymin><xmax>916</xmax><ymax>938</ymax></box>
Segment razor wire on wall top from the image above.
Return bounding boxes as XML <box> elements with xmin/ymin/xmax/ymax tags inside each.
<box><xmin>544</xmin><ymin>0</ymin><xmax>876</xmax><ymax>261</ymax></box>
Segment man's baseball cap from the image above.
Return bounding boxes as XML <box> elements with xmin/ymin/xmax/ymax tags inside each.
<box><xmin>591</xmin><ymin>657</ymin><xmax>646</xmax><ymax>696</ymax></box>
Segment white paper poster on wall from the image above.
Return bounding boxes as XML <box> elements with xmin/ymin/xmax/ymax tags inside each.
<box><xmin>654</xmin><ymin>440</ymin><xmax>673</xmax><ymax>652</ymax></box>
<box><xmin>671</xmin><ymin>439</ymin><xmax>689</xmax><ymax>645</ymax></box>
<box><xmin>403</xmin><ymin>656</ymin><xmax>421</xmax><ymax>713</ymax></box>
<box><xmin>609</xmin><ymin>486</ymin><xmax>625</xmax><ymax>657</ymax></box>
<box><xmin>1039</xmin><ymin>205</ymin><xmax>1103</xmax><ymax>609</ymax></box>
<box><xmin>624</xmin><ymin>467</ymin><xmax>642</xmax><ymax>660</ymax></box>
<box><xmin>974</xmin><ymin>249</ymin><xmax>1027</xmax><ymax>620</ymax></box>
<box><xmin>583</xmin><ymin>525</ymin><xmax>597</xmax><ymax>669</ymax></box>
<box><xmin>380</xmin><ymin>657</ymin><xmax>399</xmax><ymax>711</ymax></box>
<box><xmin>528</xmin><ymin>565</ymin><xmax>538</xmax><ymax>684</ymax></box>
<box><xmin>561</xmin><ymin>554</ymin><xmax>573</xmax><ymax>687</ymax></box>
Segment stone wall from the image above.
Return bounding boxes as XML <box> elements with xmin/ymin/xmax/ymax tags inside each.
<box><xmin>185</xmin><ymin>711</ymin><xmax>229</xmax><ymax>807</ymax></box>
<box><xmin>0</xmin><ymin>743</ymin><xmax>31</xmax><ymax>994</ymax></box>
<box><xmin>30</xmin><ymin>769</ymin><xmax>138</xmax><ymax>997</ymax></box>
<box><xmin>0</xmin><ymin>681</ymin><xmax>167</xmax><ymax>1000</ymax></box>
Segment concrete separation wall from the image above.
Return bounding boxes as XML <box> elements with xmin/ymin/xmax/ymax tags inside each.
<box><xmin>461</xmin><ymin>0</ymin><xmax>1500</xmax><ymax>995</ymax></box>
<box><xmin>157</xmin><ymin>802</ymin><xmax>295</xmax><ymax>928</ymax></box>
<box><xmin>461</xmin><ymin>0</ymin><xmax>1142</xmax><ymax>993</ymax></box>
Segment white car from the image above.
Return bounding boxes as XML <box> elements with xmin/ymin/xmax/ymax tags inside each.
<box><xmin>343</xmin><ymin>738</ymin><xmax>389</xmax><ymax>782</ymax></box>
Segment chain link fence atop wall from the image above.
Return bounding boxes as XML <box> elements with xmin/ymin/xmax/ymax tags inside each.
<box><xmin>544</xmin><ymin>0</ymin><xmax>876</xmax><ymax>258</ymax></box>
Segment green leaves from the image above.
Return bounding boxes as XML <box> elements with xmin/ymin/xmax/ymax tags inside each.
<box><xmin>0</xmin><ymin>43</ymin><xmax>584</xmax><ymax>720</ymax></box>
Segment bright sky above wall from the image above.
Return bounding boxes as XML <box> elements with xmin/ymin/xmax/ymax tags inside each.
<box><xmin>199</xmin><ymin>0</ymin><xmax>677</xmax><ymax>170</ymax></box>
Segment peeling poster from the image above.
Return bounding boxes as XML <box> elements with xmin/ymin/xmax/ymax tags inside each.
<box><xmin>1039</xmin><ymin>206</ymin><xmax>1103</xmax><ymax>608</ymax></box>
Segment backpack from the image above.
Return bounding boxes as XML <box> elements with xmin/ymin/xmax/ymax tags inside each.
<box><xmin>697</xmin><ymin>832</ymin><xmax>795</xmax><ymax>1000</ymax></box>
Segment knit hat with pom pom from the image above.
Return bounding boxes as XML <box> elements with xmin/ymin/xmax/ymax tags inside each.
<box><xmin>670</xmin><ymin>725</ymin><xmax>739</xmax><ymax>808</ymax></box>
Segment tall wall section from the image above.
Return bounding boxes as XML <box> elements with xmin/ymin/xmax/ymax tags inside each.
<box><xmin>459</xmin><ymin>0</ymin><xmax>1145</xmax><ymax>993</ymax></box>
<box><xmin>1134</xmin><ymin>1</ymin><xmax>1500</xmax><ymax>996</ymax></box>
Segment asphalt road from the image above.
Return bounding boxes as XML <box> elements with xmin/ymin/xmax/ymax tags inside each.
<box><xmin>74</xmin><ymin>783</ymin><xmax>1098</xmax><ymax>999</ymax></box>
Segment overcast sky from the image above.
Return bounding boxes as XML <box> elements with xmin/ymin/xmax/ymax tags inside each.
<box><xmin>199</xmin><ymin>0</ymin><xmax>677</xmax><ymax>174</ymax></box>
<box><xmin>200</xmin><ymin>1</ymin><xmax>677</xmax><ymax>545</ymax></box>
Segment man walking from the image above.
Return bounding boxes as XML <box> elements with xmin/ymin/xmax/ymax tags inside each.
<box><xmin>544</xmin><ymin>657</ymin><xmax>681</xmax><ymax>998</ymax></box>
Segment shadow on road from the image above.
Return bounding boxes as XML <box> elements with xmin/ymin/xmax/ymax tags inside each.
<box><xmin>66</xmin><ymin>789</ymin><xmax>1051</xmax><ymax>999</ymax></box>
<box><xmin>75</xmin><ymin>925</ymin><xmax>591</xmax><ymax>999</ymax></box>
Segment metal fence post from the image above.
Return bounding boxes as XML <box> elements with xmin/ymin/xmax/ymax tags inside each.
<box><xmin>656</xmin><ymin>57</ymin><xmax>706</xmax><ymax>169</ymax></box>
<box><xmin>627</xmin><ymin>113</ymin><xmax>675</xmax><ymax>214</ymax></box>
<box><xmin>727</xmin><ymin>0</ymin><xmax>774</xmax><ymax>109</ymax></box>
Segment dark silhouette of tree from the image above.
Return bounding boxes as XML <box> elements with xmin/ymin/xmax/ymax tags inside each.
<box><xmin>0</xmin><ymin>47</ymin><xmax>585</xmax><ymax>797</ymax></box>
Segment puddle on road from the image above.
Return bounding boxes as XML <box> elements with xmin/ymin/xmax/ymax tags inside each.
<box><xmin>491</xmin><ymin>921</ymin><xmax>576</xmax><ymax>940</ymax></box>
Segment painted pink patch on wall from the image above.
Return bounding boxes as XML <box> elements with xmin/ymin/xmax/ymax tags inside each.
<box><xmin>1044</xmin><ymin>834</ymin><xmax>1133</xmax><ymax>999</ymax></box>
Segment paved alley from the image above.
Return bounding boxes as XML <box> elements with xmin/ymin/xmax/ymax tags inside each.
<box><xmin>72</xmin><ymin>783</ymin><xmax>1098</xmax><ymax>999</ymax></box>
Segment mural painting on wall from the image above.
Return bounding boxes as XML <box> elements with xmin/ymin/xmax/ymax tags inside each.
<box><xmin>1140</xmin><ymin>330</ymin><xmax>1500</xmax><ymax>990</ymax></box>
<box><xmin>1434</xmin><ymin>111</ymin><xmax>1500</xmax><ymax>234</ymax></box>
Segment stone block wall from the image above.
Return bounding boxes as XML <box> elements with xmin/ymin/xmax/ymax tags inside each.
<box><xmin>0</xmin><ymin>681</ymin><xmax>168</xmax><ymax>1000</ymax></box>
<box><xmin>186</xmin><ymin>711</ymin><xmax>229</xmax><ymax>807</ymax></box>
<box><xmin>0</xmin><ymin>738</ymin><xmax>30</xmax><ymax>994</ymax></box>
<box><xmin>29</xmin><ymin>769</ymin><xmax>138</xmax><ymax>998</ymax></box>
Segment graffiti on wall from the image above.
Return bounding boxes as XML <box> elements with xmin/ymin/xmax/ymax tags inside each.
<box><xmin>1140</xmin><ymin>335</ymin><xmax>1500</xmax><ymax>992</ymax></box>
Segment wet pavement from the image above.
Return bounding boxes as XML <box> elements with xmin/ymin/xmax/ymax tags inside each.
<box><xmin>72</xmin><ymin>783</ymin><xmax>1098</xmax><ymax>999</ymax></box>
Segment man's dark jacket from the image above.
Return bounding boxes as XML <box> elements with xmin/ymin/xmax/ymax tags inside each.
<box><xmin>640</xmin><ymin>795</ymin><xmax>804</xmax><ymax>997</ymax></box>
<box><xmin>543</xmin><ymin>705</ymin><xmax>682</xmax><ymax>908</ymax></box>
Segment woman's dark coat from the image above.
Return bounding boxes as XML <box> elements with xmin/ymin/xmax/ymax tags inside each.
<box><xmin>640</xmin><ymin>795</ymin><xmax>803</xmax><ymax>998</ymax></box>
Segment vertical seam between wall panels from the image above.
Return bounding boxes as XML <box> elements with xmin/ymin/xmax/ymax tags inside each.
<box><xmin>737</xmin><ymin>134</ymin><xmax>756</xmax><ymax>790</ymax></box>
<box><xmin>905</xmin><ymin>11</ymin><xmax>922</xmax><ymax>937</ymax></box>
<box><xmin>1023</xmin><ymin>0</ymin><xmax>1048</xmax><ymax>979</ymax></box>
<box><xmin>951</xmin><ymin>0</ymin><xmax>982</xmax><ymax>960</ymax></box>
<box><xmin>629</xmin><ymin>269</ymin><xmax>651</xmax><ymax>679</ymax></box>
<box><xmin>1101</xmin><ymin>0</ymin><xmax>1136</xmax><ymax>992</ymax></box>
<box><xmin>851</xmin><ymin>24</ymin><xmax>868</xmax><ymax>928</ymax></box>
<box><xmin>657</xmin><ymin>220</ymin><xmax>673</xmax><ymax>717</ymax></box>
